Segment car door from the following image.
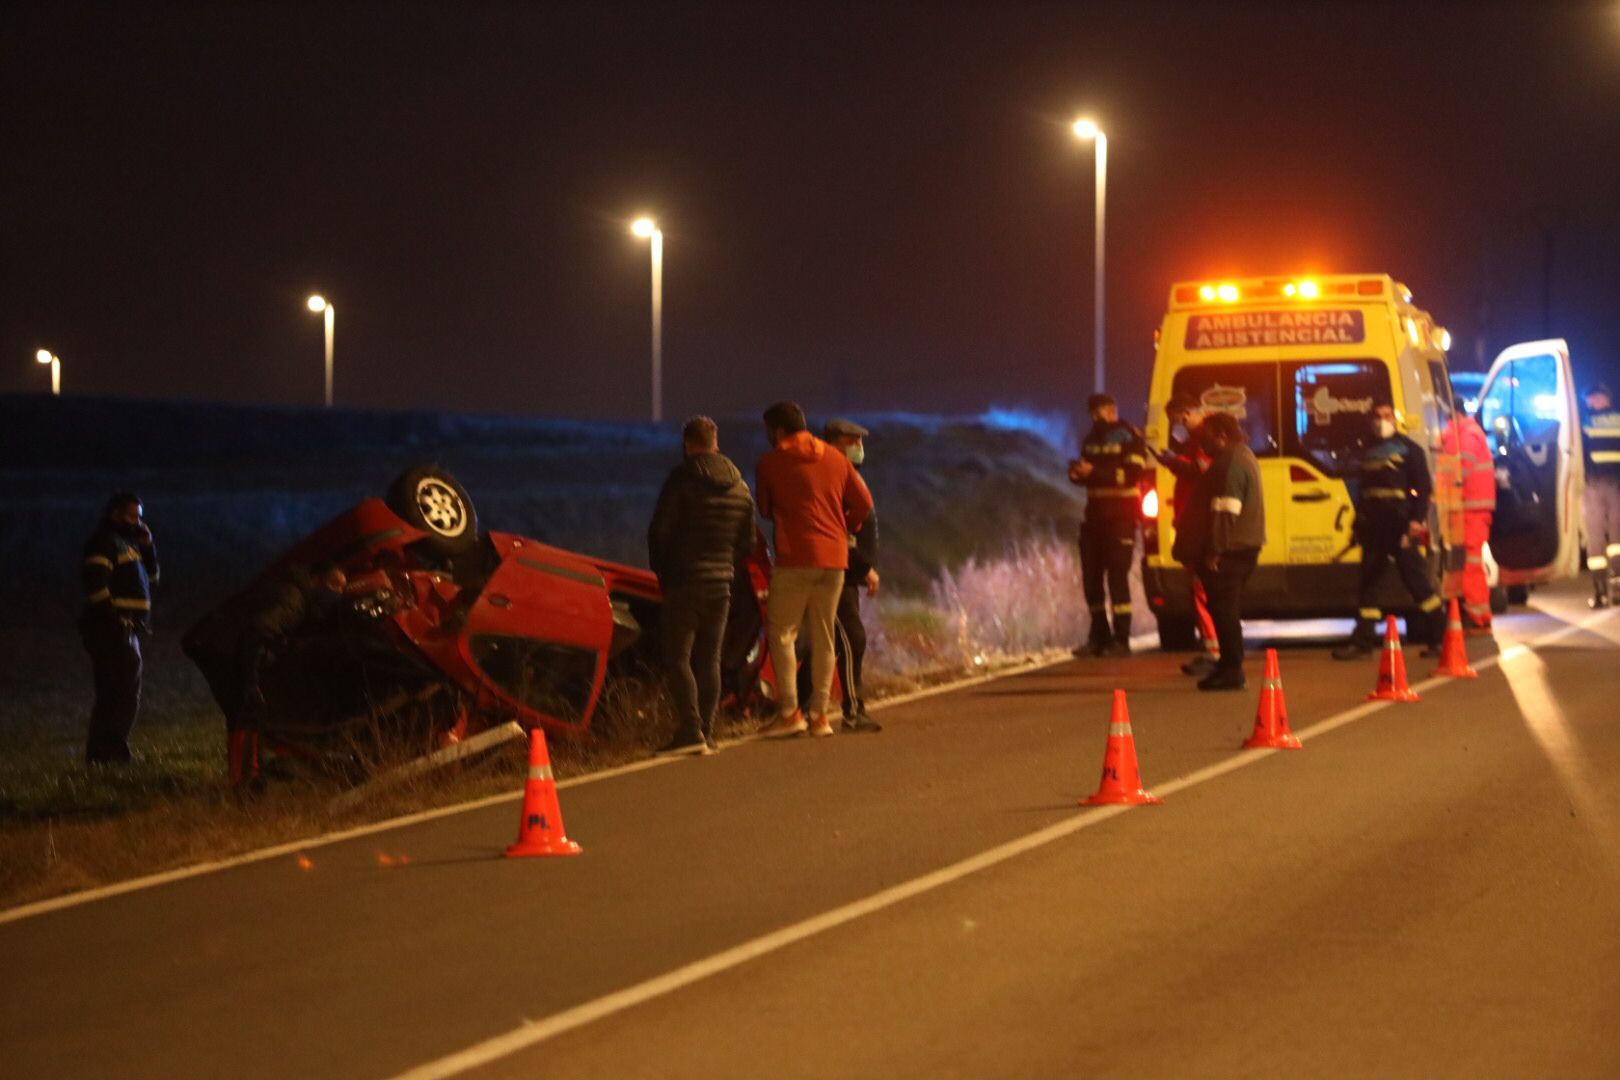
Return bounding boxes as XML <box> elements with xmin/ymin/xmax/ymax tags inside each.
<box><xmin>1477</xmin><ymin>339</ymin><xmax>1586</xmax><ymax>584</ymax></box>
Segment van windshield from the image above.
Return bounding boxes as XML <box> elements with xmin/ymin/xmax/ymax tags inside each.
<box><xmin>1284</xmin><ymin>361</ymin><xmax>1390</xmax><ymax>477</ymax></box>
<box><xmin>1171</xmin><ymin>364</ymin><xmax>1279</xmax><ymax>457</ymax></box>
<box><xmin>1172</xmin><ymin>359</ymin><xmax>1392</xmax><ymax>476</ymax></box>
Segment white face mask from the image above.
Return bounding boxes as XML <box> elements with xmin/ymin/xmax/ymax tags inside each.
<box><xmin>844</xmin><ymin>444</ymin><xmax>865</xmax><ymax>467</ymax></box>
<box><xmin>1376</xmin><ymin>419</ymin><xmax>1396</xmax><ymax>440</ymax></box>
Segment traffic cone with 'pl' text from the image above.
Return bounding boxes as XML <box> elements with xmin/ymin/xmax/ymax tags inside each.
<box><xmin>1432</xmin><ymin>598</ymin><xmax>1478</xmax><ymax>679</ymax></box>
<box><xmin>1081</xmin><ymin>689</ymin><xmax>1163</xmax><ymax>806</ymax></box>
<box><xmin>1244</xmin><ymin>648</ymin><xmax>1302</xmax><ymax>749</ymax></box>
<box><xmin>505</xmin><ymin>728</ymin><xmax>582</xmax><ymax>857</ymax></box>
<box><xmin>1368</xmin><ymin>615</ymin><xmax>1421</xmax><ymax>702</ymax></box>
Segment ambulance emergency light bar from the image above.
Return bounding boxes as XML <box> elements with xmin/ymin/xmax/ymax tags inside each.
<box><xmin>1170</xmin><ymin>275</ymin><xmax>1413</xmax><ymax>307</ymax></box>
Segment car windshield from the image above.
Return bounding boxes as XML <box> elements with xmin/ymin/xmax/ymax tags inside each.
<box><xmin>1284</xmin><ymin>361</ymin><xmax>1390</xmax><ymax>477</ymax></box>
<box><xmin>469</xmin><ymin>634</ymin><xmax>598</xmax><ymax>724</ymax></box>
<box><xmin>1171</xmin><ymin>363</ymin><xmax>1279</xmax><ymax>457</ymax></box>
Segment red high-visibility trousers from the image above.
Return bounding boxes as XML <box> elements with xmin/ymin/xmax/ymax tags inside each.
<box><xmin>1463</xmin><ymin>510</ymin><xmax>1492</xmax><ymax>628</ymax></box>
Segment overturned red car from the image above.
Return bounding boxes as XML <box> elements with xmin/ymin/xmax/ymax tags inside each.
<box><xmin>182</xmin><ymin>468</ymin><xmax>672</xmax><ymax>767</ymax></box>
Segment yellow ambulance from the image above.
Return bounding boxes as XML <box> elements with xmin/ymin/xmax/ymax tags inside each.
<box><xmin>1140</xmin><ymin>273</ymin><xmax>1462</xmax><ymax>648</ymax></box>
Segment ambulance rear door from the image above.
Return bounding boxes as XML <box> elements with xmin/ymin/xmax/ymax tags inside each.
<box><xmin>1277</xmin><ymin>360</ymin><xmax>1383</xmax><ymax>564</ymax></box>
<box><xmin>1477</xmin><ymin>339</ymin><xmax>1585</xmax><ymax>584</ymax></box>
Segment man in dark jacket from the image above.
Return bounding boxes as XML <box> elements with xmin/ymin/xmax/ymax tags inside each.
<box><xmin>824</xmin><ymin>418</ymin><xmax>881</xmax><ymax>732</ymax></box>
<box><xmin>1068</xmin><ymin>393</ymin><xmax>1148</xmax><ymax>656</ymax></box>
<box><xmin>1188</xmin><ymin>412</ymin><xmax>1265</xmax><ymax>691</ymax></box>
<box><xmin>81</xmin><ymin>491</ymin><xmax>160</xmax><ymax>764</ymax></box>
<box><xmin>1333</xmin><ymin>403</ymin><xmax>1445</xmax><ymax>658</ymax></box>
<box><xmin>1155</xmin><ymin>392</ymin><xmax>1220</xmax><ymax>676</ymax></box>
<box><xmin>1581</xmin><ymin>382</ymin><xmax>1620</xmax><ymax>608</ymax></box>
<box><xmin>648</xmin><ymin>416</ymin><xmax>756</xmax><ymax>755</ymax></box>
<box><xmin>184</xmin><ymin>562</ymin><xmax>348</xmax><ymax>786</ymax></box>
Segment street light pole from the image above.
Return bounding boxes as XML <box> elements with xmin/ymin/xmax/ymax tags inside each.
<box><xmin>34</xmin><ymin>349</ymin><xmax>60</xmax><ymax>396</ymax></box>
<box><xmin>631</xmin><ymin>217</ymin><xmax>664</xmax><ymax>423</ymax></box>
<box><xmin>307</xmin><ymin>295</ymin><xmax>335</xmax><ymax>408</ymax></box>
<box><xmin>1073</xmin><ymin>118</ymin><xmax>1108</xmax><ymax>395</ymax></box>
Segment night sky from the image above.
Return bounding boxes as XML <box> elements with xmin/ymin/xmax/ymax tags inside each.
<box><xmin>4</xmin><ymin>1</ymin><xmax>1619</xmax><ymax>423</ymax></box>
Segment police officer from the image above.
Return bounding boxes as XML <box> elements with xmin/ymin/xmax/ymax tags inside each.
<box><xmin>80</xmin><ymin>491</ymin><xmax>159</xmax><ymax>764</ymax></box>
<box><xmin>1333</xmin><ymin>404</ymin><xmax>1445</xmax><ymax>659</ymax></box>
<box><xmin>1069</xmin><ymin>393</ymin><xmax>1148</xmax><ymax>656</ymax></box>
<box><xmin>1581</xmin><ymin>382</ymin><xmax>1620</xmax><ymax>608</ymax></box>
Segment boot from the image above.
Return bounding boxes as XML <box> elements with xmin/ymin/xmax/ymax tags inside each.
<box><xmin>1592</xmin><ymin>571</ymin><xmax>1612</xmax><ymax>610</ymax></box>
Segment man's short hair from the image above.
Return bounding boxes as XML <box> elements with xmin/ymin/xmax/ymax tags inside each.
<box><xmin>682</xmin><ymin>415</ymin><xmax>718</xmax><ymax>449</ymax></box>
<box><xmin>105</xmin><ymin>490</ymin><xmax>142</xmax><ymax>516</ymax></box>
<box><xmin>763</xmin><ymin>401</ymin><xmax>807</xmax><ymax>434</ymax></box>
<box><xmin>1087</xmin><ymin>393</ymin><xmax>1115</xmax><ymax>414</ymax></box>
<box><xmin>1201</xmin><ymin>411</ymin><xmax>1243</xmax><ymax>444</ymax></box>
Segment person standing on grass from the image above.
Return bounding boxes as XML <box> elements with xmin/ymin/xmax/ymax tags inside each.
<box><xmin>756</xmin><ymin>401</ymin><xmax>873</xmax><ymax>739</ymax></box>
<box><xmin>1069</xmin><ymin>392</ymin><xmax>1148</xmax><ymax>657</ymax></box>
<box><xmin>647</xmin><ymin>416</ymin><xmax>756</xmax><ymax>756</ymax></box>
<box><xmin>823</xmin><ymin>417</ymin><xmax>882</xmax><ymax>733</ymax></box>
<box><xmin>1187</xmin><ymin>411</ymin><xmax>1265</xmax><ymax>691</ymax></box>
<box><xmin>80</xmin><ymin>491</ymin><xmax>159</xmax><ymax>764</ymax></box>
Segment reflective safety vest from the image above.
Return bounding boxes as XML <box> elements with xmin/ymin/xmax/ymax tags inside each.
<box><xmin>1442</xmin><ymin>416</ymin><xmax>1496</xmax><ymax>513</ymax></box>
<box><xmin>1584</xmin><ymin>404</ymin><xmax>1620</xmax><ymax>480</ymax></box>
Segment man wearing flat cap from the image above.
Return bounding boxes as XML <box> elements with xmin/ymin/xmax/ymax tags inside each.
<box><xmin>823</xmin><ymin>418</ymin><xmax>882</xmax><ymax>731</ymax></box>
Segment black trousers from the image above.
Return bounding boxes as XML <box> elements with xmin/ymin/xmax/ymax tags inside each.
<box><xmin>85</xmin><ymin>621</ymin><xmax>142</xmax><ymax>763</ymax></box>
<box><xmin>661</xmin><ymin>582</ymin><xmax>733</xmax><ymax>741</ymax></box>
<box><xmin>1352</xmin><ymin>519</ymin><xmax>1443</xmax><ymax>644</ymax></box>
<box><xmin>1080</xmin><ymin>513</ymin><xmax>1136</xmax><ymax>643</ymax></box>
<box><xmin>1198</xmin><ymin>550</ymin><xmax>1259</xmax><ymax>673</ymax></box>
<box><xmin>835</xmin><ymin>584</ymin><xmax>866</xmax><ymax>716</ymax></box>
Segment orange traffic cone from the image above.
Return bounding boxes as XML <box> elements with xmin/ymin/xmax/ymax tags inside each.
<box><xmin>1431</xmin><ymin>598</ymin><xmax>1478</xmax><ymax>679</ymax></box>
<box><xmin>1081</xmin><ymin>689</ymin><xmax>1162</xmax><ymax>806</ymax></box>
<box><xmin>1243</xmin><ymin>648</ymin><xmax>1302</xmax><ymax>749</ymax></box>
<box><xmin>1368</xmin><ymin>615</ymin><xmax>1421</xmax><ymax>703</ymax></box>
<box><xmin>505</xmin><ymin>728</ymin><xmax>582</xmax><ymax>857</ymax></box>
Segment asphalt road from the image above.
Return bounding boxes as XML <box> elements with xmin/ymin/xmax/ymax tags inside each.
<box><xmin>4</xmin><ymin>582</ymin><xmax>1618</xmax><ymax>1080</ymax></box>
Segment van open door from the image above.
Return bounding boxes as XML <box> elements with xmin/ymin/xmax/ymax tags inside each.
<box><xmin>1476</xmin><ymin>339</ymin><xmax>1586</xmax><ymax>588</ymax></box>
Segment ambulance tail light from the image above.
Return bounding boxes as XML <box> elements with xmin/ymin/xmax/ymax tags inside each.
<box><xmin>1141</xmin><ymin>486</ymin><xmax>1159</xmax><ymax>520</ymax></box>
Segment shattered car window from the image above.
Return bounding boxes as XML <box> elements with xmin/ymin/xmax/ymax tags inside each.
<box><xmin>470</xmin><ymin>634</ymin><xmax>598</xmax><ymax>725</ymax></box>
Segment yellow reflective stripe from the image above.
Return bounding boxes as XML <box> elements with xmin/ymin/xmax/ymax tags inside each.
<box><xmin>1419</xmin><ymin>595</ymin><xmax>1443</xmax><ymax>612</ymax></box>
<box><xmin>1608</xmin><ymin>543</ymin><xmax>1620</xmax><ymax>558</ymax></box>
<box><xmin>1364</xmin><ymin>490</ymin><xmax>1409</xmax><ymax>499</ymax></box>
<box><xmin>116</xmin><ymin>548</ymin><xmax>142</xmax><ymax>565</ymax></box>
<box><xmin>84</xmin><ymin>554</ymin><xmax>113</xmax><ymax>569</ymax></box>
<box><xmin>1593</xmin><ymin>451</ymin><xmax>1620</xmax><ymax>464</ymax></box>
<box><xmin>1090</xmin><ymin>489</ymin><xmax>1137</xmax><ymax>498</ymax></box>
<box><xmin>110</xmin><ymin>598</ymin><xmax>151</xmax><ymax>611</ymax></box>
<box><xmin>85</xmin><ymin>588</ymin><xmax>111</xmax><ymax>603</ymax></box>
<box><xmin>1359</xmin><ymin>608</ymin><xmax>1382</xmax><ymax>619</ymax></box>
<box><xmin>1210</xmin><ymin>496</ymin><xmax>1243</xmax><ymax>514</ymax></box>
<box><xmin>1461</xmin><ymin>499</ymin><xmax>1495</xmax><ymax>510</ymax></box>
<box><xmin>1112</xmin><ymin>604</ymin><xmax>1132</xmax><ymax>614</ymax></box>
<box><xmin>1087</xmin><ymin>445</ymin><xmax>1123</xmax><ymax>455</ymax></box>
<box><xmin>1124</xmin><ymin>455</ymin><xmax>1148</xmax><ymax>467</ymax></box>
<box><xmin>1587</xmin><ymin>556</ymin><xmax>1608</xmax><ymax>570</ymax></box>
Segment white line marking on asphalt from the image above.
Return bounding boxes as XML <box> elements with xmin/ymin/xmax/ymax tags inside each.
<box><xmin>0</xmin><ymin>651</ymin><xmax>1082</xmax><ymax>927</ymax></box>
<box><xmin>389</xmin><ymin>608</ymin><xmax>1617</xmax><ymax>1080</ymax></box>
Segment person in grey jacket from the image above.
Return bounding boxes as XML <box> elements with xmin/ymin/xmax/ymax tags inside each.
<box><xmin>1191</xmin><ymin>411</ymin><xmax>1265</xmax><ymax>691</ymax></box>
<box><xmin>647</xmin><ymin>416</ymin><xmax>756</xmax><ymax>755</ymax></box>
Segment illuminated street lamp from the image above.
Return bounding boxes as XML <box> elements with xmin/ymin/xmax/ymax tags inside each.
<box><xmin>630</xmin><ymin>216</ymin><xmax>663</xmax><ymax>424</ymax></box>
<box><xmin>306</xmin><ymin>294</ymin><xmax>335</xmax><ymax>408</ymax></box>
<box><xmin>1072</xmin><ymin>117</ymin><xmax>1108</xmax><ymax>395</ymax></box>
<box><xmin>34</xmin><ymin>348</ymin><xmax>60</xmax><ymax>396</ymax></box>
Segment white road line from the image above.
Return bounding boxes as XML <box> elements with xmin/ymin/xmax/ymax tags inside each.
<box><xmin>0</xmin><ymin>651</ymin><xmax>1079</xmax><ymax>927</ymax></box>
<box><xmin>389</xmin><ymin>605</ymin><xmax>1616</xmax><ymax>1080</ymax></box>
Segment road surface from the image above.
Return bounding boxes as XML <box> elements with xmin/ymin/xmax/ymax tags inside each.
<box><xmin>3</xmin><ymin>582</ymin><xmax>1618</xmax><ymax>1079</ymax></box>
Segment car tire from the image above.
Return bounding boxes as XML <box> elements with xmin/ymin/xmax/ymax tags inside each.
<box><xmin>1156</xmin><ymin>612</ymin><xmax>1199</xmax><ymax>652</ymax></box>
<box><xmin>386</xmin><ymin>466</ymin><xmax>479</xmax><ymax>555</ymax></box>
<box><xmin>1489</xmin><ymin>584</ymin><xmax>1509</xmax><ymax>616</ymax></box>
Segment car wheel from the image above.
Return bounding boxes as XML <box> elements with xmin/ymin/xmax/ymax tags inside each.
<box><xmin>386</xmin><ymin>466</ymin><xmax>479</xmax><ymax>555</ymax></box>
<box><xmin>1156</xmin><ymin>612</ymin><xmax>1198</xmax><ymax>651</ymax></box>
<box><xmin>1506</xmin><ymin>584</ymin><xmax>1529</xmax><ymax>606</ymax></box>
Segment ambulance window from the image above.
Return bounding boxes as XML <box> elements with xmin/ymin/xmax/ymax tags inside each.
<box><xmin>1171</xmin><ymin>364</ymin><xmax>1277</xmax><ymax>456</ymax></box>
<box><xmin>1428</xmin><ymin>362</ymin><xmax>1456</xmax><ymax>426</ymax></box>
<box><xmin>1479</xmin><ymin>354</ymin><xmax>1560</xmax><ymax>450</ymax></box>
<box><xmin>1283</xmin><ymin>361</ymin><xmax>1389</xmax><ymax>477</ymax></box>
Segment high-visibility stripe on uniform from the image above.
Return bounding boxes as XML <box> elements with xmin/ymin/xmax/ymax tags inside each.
<box><xmin>1363</xmin><ymin>489</ymin><xmax>1409</xmax><ymax>499</ymax></box>
<box><xmin>110</xmin><ymin>597</ymin><xmax>151</xmax><ymax>611</ymax></box>
<box><xmin>1089</xmin><ymin>488</ymin><xmax>1137</xmax><ymax>498</ymax></box>
<box><xmin>1211</xmin><ymin>496</ymin><xmax>1243</xmax><ymax>514</ymax></box>
<box><xmin>1112</xmin><ymin>603</ymin><xmax>1132</xmax><ymax>614</ymax></box>
<box><xmin>1359</xmin><ymin>607</ymin><xmax>1382</xmax><ymax>620</ymax></box>
<box><xmin>1465</xmin><ymin>555</ymin><xmax>1484</xmax><ymax>565</ymax></box>
<box><xmin>84</xmin><ymin>554</ymin><xmax>113</xmax><ymax>570</ymax></box>
<box><xmin>1593</xmin><ymin>451</ymin><xmax>1620</xmax><ymax>464</ymax></box>
<box><xmin>1419</xmin><ymin>595</ymin><xmax>1443</xmax><ymax>612</ymax></box>
<box><xmin>1590</xmin><ymin>556</ymin><xmax>1610</xmax><ymax>571</ymax></box>
<box><xmin>1462</xmin><ymin>499</ymin><xmax>1496</xmax><ymax>510</ymax></box>
<box><xmin>85</xmin><ymin>588</ymin><xmax>111</xmax><ymax>603</ymax></box>
<box><xmin>115</xmin><ymin>547</ymin><xmax>143</xmax><ymax>565</ymax></box>
<box><xmin>1608</xmin><ymin>543</ymin><xmax>1620</xmax><ymax>559</ymax></box>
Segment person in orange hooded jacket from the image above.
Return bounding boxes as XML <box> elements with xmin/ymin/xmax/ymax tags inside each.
<box><xmin>1441</xmin><ymin>397</ymin><xmax>1496</xmax><ymax>634</ymax></box>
